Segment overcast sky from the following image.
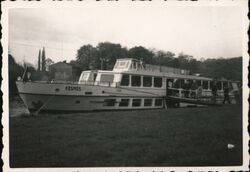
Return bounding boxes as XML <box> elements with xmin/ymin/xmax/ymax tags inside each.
<box><xmin>9</xmin><ymin>4</ymin><xmax>242</xmax><ymax>66</ymax></box>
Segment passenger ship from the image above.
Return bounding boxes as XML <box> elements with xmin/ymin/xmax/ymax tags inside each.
<box><xmin>16</xmin><ymin>58</ymin><xmax>240</xmax><ymax>112</ymax></box>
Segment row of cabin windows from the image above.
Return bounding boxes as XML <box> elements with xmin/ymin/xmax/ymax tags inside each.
<box><xmin>99</xmin><ymin>74</ymin><xmax>231</xmax><ymax>91</ymax></box>
<box><xmin>103</xmin><ymin>98</ymin><xmax>163</xmax><ymax>107</ymax></box>
<box><xmin>121</xmin><ymin>75</ymin><xmax>163</xmax><ymax>88</ymax></box>
<box><xmin>167</xmin><ymin>79</ymin><xmax>230</xmax><ymax>90</ymax></box>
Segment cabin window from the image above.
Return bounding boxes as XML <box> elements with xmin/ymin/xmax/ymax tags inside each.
<box><xmin>88</xmin><ymin>73</ymin><xmax>97</xmax><ymax>82</ymax></box>
<box><xmin>143</xmin><ymin>76</ymin><xmax>152</xmax><ymax>87</ymax></box>
<box><xmin>155</xmin><ymin>99</ymin><xmax>163</xmax><ymax>106</ymax></box>
<box><xmin>144</xmin><ymin>99</ymin><xmax>152</xmax><ymax>106</ymax></box>
<box><xmin>119</xmin><ymin>99</ymin><xmax>130</xmax><ymax>107</ymax></box>
<box><xmin>121</xmin><ymin>74</ymin><xmax>129</xmax><ymax>86</ymax></box>
<box><xmin>116</xmin><ymin>61</ymin><xmax>128</xmax><ymax>69</ymax></box>
<box><xmin>132</xmin><ymin>75</ymin><xmax>141</xmax><ymax>87</ymax></box>
<box><xmin>197</xmin><ymin>80</ymin><xmax>202</xmax><ymax>87</ymax></box>
<box><xmin>216</xmin><ymin>81</ymin><xmax>222</xmax><ymax>90</ymax></box>
<box><xmin>231</xmin><ymin>82</ymin><xmax>238</xmax><ymax>90</ymax></box>
<box><xmin>229</xmin><ymin>82</ymin><xmax>233</xmax><ymax>90</ymax></box>
<box><xmin>132</xmin><ymin>99</ymin><xmax>141</xmax><ymax>107</ymax></box>
<box><xmin>173</xmin><ymin>79</ymin><xmax>181</xmax><ymax>88</ymax></box>
<box><xmin>182</xmin><ymin>80</ymin><xmax>191</xmax><ymax>90</ymax></box>
<box><xmin>100</xmin><ymin>74</ymin><xmax>114</xmax><ymax>85</ymax></box>
<box><xmin>79</xmin><ymin>73</ymin><xmax>89</xmax><ymax>82</ymax></box>
<box><xmin>154</xmin><ymin>77</ymin><xmax>162</xmax><ymax>88</ymax></box>
<box><xmin>180</xmin><ymin>79</ymin><xmax>185</xmax><ymax>88</ymax></box>
<box><xmin>190</xmin><ymin>80</ymin><xmax>199</xmax><ymax>90</ymax></box>
<box><xmin>210</xmin><ymin>81</ymin><xmax>215</xmax><ymax>88</ymax></box>
<box><xmin>119</xmin><ymin>61</ymin><xmax>126</xmax><ymax>67</ymax></box>
<box><xmin>167</xmin><ymin>79</ymin><xmax>174</xmax><ymax>88</ymax></box>
<box><xmin>223</xmin><ymin>81</ymin><xmax>229</xmax><ymax>89</ymax></box>
<box><xmin>202</xmin><ymin>81</ymin><xmax>209</xmax><ymax>89</ymax></box>
<box><xmin>103</xmin><ymin>99</ymin><xmax>116</xmax><ymax>106</ymax></box>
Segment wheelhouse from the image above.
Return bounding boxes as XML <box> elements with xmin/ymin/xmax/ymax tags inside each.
<box><xmin>113</xmin><ymin>58</ymin><xmax>145</xmax><ymax>72</ymax></box>
<box><xmin>78</xmin><ymin>70</ymin><xmax>98</xmax><ymax>85</ymax></box>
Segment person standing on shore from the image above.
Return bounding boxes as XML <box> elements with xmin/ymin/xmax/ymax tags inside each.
<box><xmin>211</xmin><ymin>81</ymin><xmax>218</xmax><ymax>104</ymax></box>
<box><xmin>183</xmin><ymin>80</ymin><xmax>190</xmax><ymax>98</ymax></box>
<box><xmin>223</xmin><ymin>85</ymin><xmax>231</xmax><ymax>104</ymax></box>
<box><xmin>197</xmin><ymin>86</ymin><xmax>202</xmax><ymax>100</ymax></box>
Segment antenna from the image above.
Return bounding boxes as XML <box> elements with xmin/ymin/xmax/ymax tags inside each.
<box><xmin>61</xmin><ymin>41</ymin><xmax>63</xmax><ymax>60</ymax></box>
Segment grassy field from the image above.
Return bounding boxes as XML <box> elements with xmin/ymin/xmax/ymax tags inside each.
<box><xmin>9</xmin><ymin>105</ymin><xmax>242</xmax><ymax>167</ymax></box>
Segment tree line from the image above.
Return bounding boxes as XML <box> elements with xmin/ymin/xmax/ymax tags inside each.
<box><xmin>71</xmin><ymin>42</ymin><xmax>242</xmax><ymax>81</ymax></box>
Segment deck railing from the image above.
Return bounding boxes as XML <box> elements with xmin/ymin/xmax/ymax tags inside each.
<box><xmin>166</xmin><ymin>87</ymin><xmax>235</xmax><ymax>100</ymax></box>
<box><xmin>21</xmin><ymin>80</ymin><xmax>121</xmax><ymax>88</ymax></box>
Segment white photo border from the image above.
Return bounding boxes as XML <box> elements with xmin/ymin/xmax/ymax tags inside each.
<box><xmin>1</xmin><ymin>1</ymin><xmax>249</xmax><ymax>172</ymax></box>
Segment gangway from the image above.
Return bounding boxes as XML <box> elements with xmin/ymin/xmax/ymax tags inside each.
<box><xmin>165</xmin><ymin>87</ymin><xmax>235</xmax><ymax>107</ymax></box>
<box><xmin>166</xmin><ymin>95</ymin><xmax>222</xmax><ymax>107</ymax></box>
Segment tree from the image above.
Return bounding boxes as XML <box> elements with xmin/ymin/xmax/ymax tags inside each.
<box><xmin>177</xmin><ymin>53</ymin><xmax>193</xmax><ymax>69</ymax></box>
<box><xmin>9</xmin><ymin>54</ymin><xmax>24</xmax><ymax>95</ymax></box>
<box><xmin>96</xmin><ymin>42</ymin><xmax>128</xmax><ymax>70</ymax></box>
<box><xmin>41</xmin><ymin>47</ymin><xmax>46</xmax><ymax>72</ymax></box>
<box><xmin>74</xmin><ymin>42</ymin><xmax>242</xmax><ymax>81</ymax></box>
<box><xmin>153</xmin><ymin>50</ymin><xmax>175</xmax><ymax>66</ymax></box>
<box><xmin>45</xmin><ymin>58</ymin><xmax>54</xmax><ymax>71</ymax></box>
<box><xmin>200</xmin><ymin>57</ymin><xmax>242</xmax><ymax>81</ymax></box>
<box><xmin>69</xmin><ymin>60</ymin><xmax>83</xmax><ymax>81</ymax></box>
<box><xmin>76</xmin><ymin>44</ymin><xmax>97</xmax><ymax>70</ymax></box>
<box><xmin>128</xmin><ymin>46</ymin><xmax>154</xmax><ymax>64</ymax></box>
<box><xmin>188</xmin><ymin>59</ymin><xmax>199</xmax><ymax>74</ymax></box>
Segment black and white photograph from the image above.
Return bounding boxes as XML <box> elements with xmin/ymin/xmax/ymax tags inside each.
<box><xmin>2</xmin><ymin>1</ymin><xmax>249</xmax><ymax>171</ymax></box>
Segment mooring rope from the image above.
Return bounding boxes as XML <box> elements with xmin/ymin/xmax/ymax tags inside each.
<box><xmin>33</xmin><ymin>94</ymin><xmax>56</xmax><ymax>115</ymax></box>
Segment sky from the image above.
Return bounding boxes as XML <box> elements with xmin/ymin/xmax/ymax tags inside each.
<box><xmin>8</xmin><ymin>4</ymin><xmax>243</xmax><ymax>66</ymax></box>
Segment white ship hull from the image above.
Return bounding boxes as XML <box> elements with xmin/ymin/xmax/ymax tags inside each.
<box><xmin>16</xmin><ymin>81</ymin><xmax>165</xmax><ymax>112</ymax></box>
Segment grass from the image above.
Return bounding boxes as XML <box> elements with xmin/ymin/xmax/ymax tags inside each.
<box><xmin>9</xmin><ymin>105</ymin><xmax>242</xmax><ymax>167</ymax></box>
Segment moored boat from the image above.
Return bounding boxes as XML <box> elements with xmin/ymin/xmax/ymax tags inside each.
<box><xmin>16</xmin><ymin>58</ymin><xmax>240</xmax><ymax>112</ymax></box>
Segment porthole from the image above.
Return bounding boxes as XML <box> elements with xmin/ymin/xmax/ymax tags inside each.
<box><xmin>85</xmin><ymin>92</ymin><xmax>92</xmax><ymax>95</ymax></box>
<box><xmin>75</xmin><ymin>100</ymin><xmax>80</xmax><ymax>104</ymax></box>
